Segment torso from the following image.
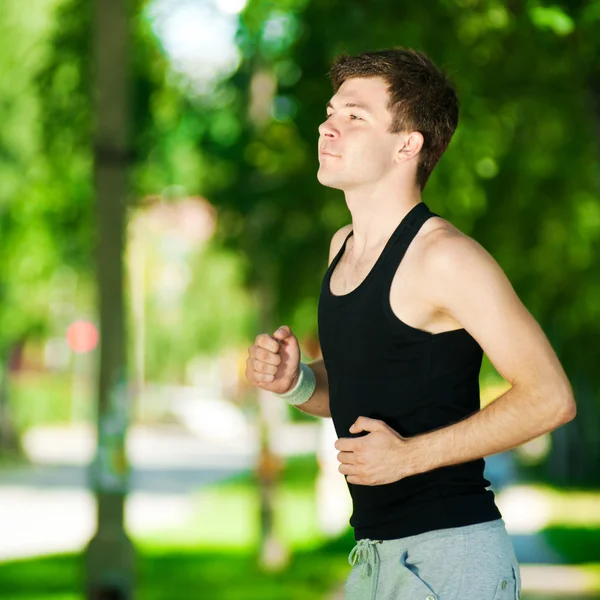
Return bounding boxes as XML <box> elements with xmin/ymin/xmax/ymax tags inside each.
<box><xmin>329</xmin><ymin>216</ymin><xmax>464</xmax><ymax>334</ymax></box>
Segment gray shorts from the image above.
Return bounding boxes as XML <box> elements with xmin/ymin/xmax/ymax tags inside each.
<box><xmin>344</xmin><ymin>518</ymin><xmax>521</xmax><ymax>600</ymax></box>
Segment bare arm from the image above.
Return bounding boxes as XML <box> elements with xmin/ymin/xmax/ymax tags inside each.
<box><xmin>335</xmin><ymin>232</ymin><xmax>576</xmax><ymax>486</ymax></box>
<box><xmin>412</xmin><ymin>232</ymin><xmax>576</xmax><ymax>473</ymax></box>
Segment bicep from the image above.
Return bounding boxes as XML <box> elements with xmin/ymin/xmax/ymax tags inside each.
<box><xmin>430</xmin><ymin>237</ymin><xmax>569</xmax><ymax>392</ymax></box>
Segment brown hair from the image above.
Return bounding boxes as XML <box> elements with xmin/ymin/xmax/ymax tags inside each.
<box><xmin>329</xmin><ymin>48</ymin><xmax>459</xmax><ymax>190</ymax></box>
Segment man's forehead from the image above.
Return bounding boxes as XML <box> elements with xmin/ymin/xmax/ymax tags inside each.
<box><xmin>329</xmin><ymin>77</ymin><xmax>390</xmax><ymax>111</ymax></box>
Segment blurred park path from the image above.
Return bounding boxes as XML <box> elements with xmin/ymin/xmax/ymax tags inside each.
<box><xmin>0</xmin><ymin>422</ymin><xmax>319</xmax><ymax>561</ymax></box>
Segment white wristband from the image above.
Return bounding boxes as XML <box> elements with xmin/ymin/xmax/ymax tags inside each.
<box><xmin>273</xmin><ymin>362</ymin><xmax>316</xmax><ymax>405</ymax></box>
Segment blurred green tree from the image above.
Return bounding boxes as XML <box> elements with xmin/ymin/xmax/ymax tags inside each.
<box><xmin>0</xmin><ymin>0</ymin><xmax>72</xmax><ymax>457</ymax></box>
<box><xmin>207</xmin><ymin>0</ymin><xmax>600</xmax><ymax>485</ymax></box>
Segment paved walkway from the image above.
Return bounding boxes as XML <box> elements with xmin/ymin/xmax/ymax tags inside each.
<box><xmin>0</xmin><ymin>422</ymin><xmax>319</xmax><ymax>561</ymax></box>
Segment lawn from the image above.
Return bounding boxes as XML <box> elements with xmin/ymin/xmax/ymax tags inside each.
<box><xmin>0</xmin><ymin>538</ymin><xmax>353</xmax><ymax>600</ymax></box>
<box><xmin>0</xmin><ymin>455</ymin><xmax>353</xmax><ymax>599</ymax></box>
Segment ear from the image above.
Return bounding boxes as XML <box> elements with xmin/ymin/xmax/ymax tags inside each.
<box><xmin>395</xmin><ymin>131</ymin><xmax>424</xmax><ymax>164</ymax></box>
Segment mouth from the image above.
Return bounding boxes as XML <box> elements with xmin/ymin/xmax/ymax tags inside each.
<box><xmin>319</xmin><ymin>151</ymin><xmax>340</xmax><ymax>158</ymax></box>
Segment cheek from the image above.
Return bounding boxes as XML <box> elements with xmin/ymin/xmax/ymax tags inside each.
<box><xmin>348</xmin><ymin>143</ymin><xmax>390</xmax><ymax>171</ymax></box>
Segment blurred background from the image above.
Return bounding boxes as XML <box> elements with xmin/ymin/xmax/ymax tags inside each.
<box><xmin>0</xmin><ymin>0</ymin><xmax>599</xmax><ymax>598</ymax></box>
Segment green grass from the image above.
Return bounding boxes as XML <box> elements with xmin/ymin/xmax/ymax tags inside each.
<box><xmin>0</xmin><ymin>531</ymin><xmax>355</xmax><ymax>600</ymax></box>
<box><xmin>544</xmin><ymin>526</ymin><xmax>600</xmax><ymax>564</ymax></box>
<box><xmin>0</xmin><ymin>455</ymin><xmax>351</xmax><ymax>599</ymax></box>
<box><xmin>9</xmin><ymin>372</ymin><xmax>80</xmax><ymax>430</ymax></box>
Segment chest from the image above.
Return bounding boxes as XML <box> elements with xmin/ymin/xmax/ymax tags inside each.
<box><xmin>329</xmin><ymin>252</ymin><xmax>381</xmax><ymax>296</ymax></box>
<box><xmin>327</xmin><ymin>238</ymin><xmax>457</xmax><ymax>334</ymax></box>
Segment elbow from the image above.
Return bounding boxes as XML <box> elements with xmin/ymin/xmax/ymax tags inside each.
<box><xmin>554</xmin><ymin>384</ymin><xmax>577</xmax><ymax>426</ymax></box>
<box><xmin>558</xmin><ymin>396</ymin><xmax>576</xmax><ymax>424</ymax></box>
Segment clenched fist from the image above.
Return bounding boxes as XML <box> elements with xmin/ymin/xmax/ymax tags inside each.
<box><xmin>245</xmin><ymin>326</ymin><xmax>301</xmax><ymax>395</ymax></box>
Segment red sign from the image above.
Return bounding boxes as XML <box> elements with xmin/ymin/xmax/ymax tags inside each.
<box><xmin>66</xmin><ymin>320</ymin><xmax>99</xmax><ymax>354</ymax></box>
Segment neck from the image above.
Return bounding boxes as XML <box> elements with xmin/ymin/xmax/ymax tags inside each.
<box><xmin>344</xmin><ymin>180</ymin><xmax>422</xmax><ymax>255</ymax></box>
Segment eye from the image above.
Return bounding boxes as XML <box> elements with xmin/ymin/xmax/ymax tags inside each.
<box><xmin>350</xmin><ymin>114</ymin><xmax>362</xmax><ymax>121</ymax></box>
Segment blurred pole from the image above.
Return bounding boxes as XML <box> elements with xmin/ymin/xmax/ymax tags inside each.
<box><xmin>84</xmin><ymin>0</ymin><xmax>135</xmax><ymax>598</ymax></box>
<box><xmin>254</xmin><ymin>283</ymin><xmax>288</xmax><ymax>571</ymax></box>
<box><xmin>256</xmin><ymin>387</ymin><xmax>288</xmax><ymax>570</ymax></box>
<box><xmin>0</xmin><ymin>349</ymin><xmax>19</xmax><ymax>455</ymax></box>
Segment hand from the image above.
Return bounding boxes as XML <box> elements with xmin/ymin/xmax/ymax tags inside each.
<box><xmin>334</xmin><ymin>417</ymin><xmax>421</xmax><ymax>485</ymax></box>
<box><xmin>245</xmin><ymin>325</ymin><xmax>301</xmax><ymax>395</ymax></box>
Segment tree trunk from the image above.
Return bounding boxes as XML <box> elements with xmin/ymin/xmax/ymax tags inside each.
<box><xmin>254</xmin><ymin>282</ymin><xmax>289</xmax><ymax>571</ymax></box>
<box><xmin>84</xmin><ymin>1</ymin><xmax>135</xmax><ymax>598</ymax></box>
<box><xmin>0</xmin><ymin>347</ymin><xmax>21</xmax><ymax>459</ymax></box>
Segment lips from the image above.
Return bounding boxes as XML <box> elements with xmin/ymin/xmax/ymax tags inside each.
<box><xmin>319</xmin><ymin>150</ymin><xmax>340</xmax><ymax>157</ymax></box>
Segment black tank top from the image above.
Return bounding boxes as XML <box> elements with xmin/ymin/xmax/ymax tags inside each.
<box><xmin>318</xmin><ymin>201</ymin><xmax>501</xmax><ymax>541</ymax></box>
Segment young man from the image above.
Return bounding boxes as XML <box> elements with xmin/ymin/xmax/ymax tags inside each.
<box><xmin>245</xmin><ymin>48</ymin><xmax>576</xmax><ymax>600</ymax></box>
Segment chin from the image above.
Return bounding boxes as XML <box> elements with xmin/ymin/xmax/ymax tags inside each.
<box><xmin>317</xmin><ymin>169</ymin><xmax>346</xmax><ymax>190</ymax></box>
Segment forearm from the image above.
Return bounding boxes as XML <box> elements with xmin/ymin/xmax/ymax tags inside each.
<box><xmin>293</xmin><ymin>359</ymin><xmax>331</xmax><ymax>418</ymax></box>
<box><xmin>411</xmin><ymin>381</ymin><xmax>576</xmax><ymax>475</ymax></box>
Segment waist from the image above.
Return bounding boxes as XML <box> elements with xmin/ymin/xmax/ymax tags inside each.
<box><xmin>329</xmin><ymin>384</ymin><xmax>481</xmax><ymax>439</ymax></box>
<box><xmin>352</xmin><ymin>488</ymin><xmax>502</xmax><ymax>541</ymax></box>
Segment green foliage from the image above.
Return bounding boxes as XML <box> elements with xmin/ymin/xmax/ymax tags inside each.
<box><xmin>198</xmin><ymin>0</ymin><xmax>600</xmax><ymax>352</ymax></box>
<box><xmin>190</xmin><ymin>0</ymin><xmax>600</xmax><ymax>482</ymax></box>
<box><xmin>142</xmin><ymin>239</ymin><xmax>257</xmax><ymax>381</ymax></box>
<box><xmin>0</xmin><ymin>0</ymin><xmax>69</xmax><ymax>347</ymax></box>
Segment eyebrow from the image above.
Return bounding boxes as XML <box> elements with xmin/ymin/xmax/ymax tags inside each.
<box><xmin>326</xmin><ymin>100</ymin><xmax>373</xmax><ymax>114</ymax></box>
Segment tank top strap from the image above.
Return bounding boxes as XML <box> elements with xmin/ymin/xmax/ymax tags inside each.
<box><xmin>328</xmin><ymin>228</ymin><xmax>355</xmax><ymax>273</ymax></box>
<box><xmin>376</xmin><ymin>201</ymin><xmax>439</xmax><ymax>283</ymax></box>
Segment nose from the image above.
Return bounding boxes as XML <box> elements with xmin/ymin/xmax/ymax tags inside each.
<box><xmin>318</xmin><ymin>117</ymin><xmax>338</xmax><ymax>139</ymax></box>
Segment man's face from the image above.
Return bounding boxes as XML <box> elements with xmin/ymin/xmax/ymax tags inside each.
<box><xmin>317</xmin><ymin>77</ymin><xmax>401</xmax><ymax>191</ymax></box>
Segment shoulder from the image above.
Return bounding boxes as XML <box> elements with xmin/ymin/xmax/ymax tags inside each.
<box><xmin>418</xmin><ymin>216</ymin><xmax>490</xmax><ymax>269</ymax></box>
<box><xmin>328</xmin><ymin>224</ymin><xmax>353</xmax><ymax>266</ymax></box>
<box><xmin>418</xmin><ymin>217</ymin><xmax>512</xmax><ymax>307</ymax></box>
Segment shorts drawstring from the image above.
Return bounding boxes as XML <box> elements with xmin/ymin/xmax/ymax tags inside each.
<box><xmin>348</xmin><ymin>538</ymin><xmax>381</xmax><ymax>600</ymax></box>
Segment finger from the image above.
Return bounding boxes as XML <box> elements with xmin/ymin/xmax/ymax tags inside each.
<box><xmin>334</xmin><ymin>437</ymin><xmax>359</xmax><ymax>452</ymax></box>
<box><xmin>253</xmin><ymin>359</ymin><xmax>278</xmax><ymax>376</ymax></box>
<box><xmin>249</xmin><ymin>346</ymin><xmax>281</xmax><ymax>366</ymax></box>
<box><xmin>253</xmin><ymin>372</ymin><xmax>275</xmax><ymax>384</ymax></box>
<box><xmin>346</xmin><ymin>475</ymin><xmax>365</xmax><ymax>485</ymax></box>
<box><xmin>338</xmin><ymin>463</ymin><xmax>358</xmax><ymax>476</ymax></box>
<box><xmin>273</xmin><ymin>325</ymin><xmax>293</xmax><ymax>341</ymax></box>
<box><xmin>350</xmin><ymin>416</ymin><xmax>384</xmax><ymax>434</ymax></box>
<box><xmin>254</xmin><ymin>333</ymin><xmax>280</xmax><ymax>353</ymax></box>
<box><xmin>336</xmin><ymin>451</ymin><xmax>356</xmax><ymax>464</ymax></box>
